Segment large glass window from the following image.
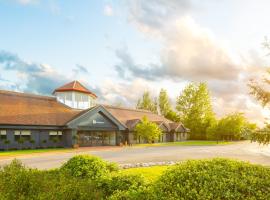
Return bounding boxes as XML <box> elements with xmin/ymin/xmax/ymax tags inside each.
<box><xmin>49</xmin><ymin>131</ymin><xmax>62</xmax><ymax>141</ymax></box>
<box><xmin>78</xmin><ymin>131</ymin><xmax>116</xmax><ymax>146</ymax></box>
<box><xmin>14</xmin><ymin>130</ymin><xmax>31</xmax><ymax>141</ymax></box>
<box><xmin>0</xmin><ymin>130</ymin><xmax>7</xmax><ymax>140</ymax></box>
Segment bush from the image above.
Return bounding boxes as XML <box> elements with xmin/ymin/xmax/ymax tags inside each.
<box><xmin>1</xmin><ymin>157</ymin><xmax>270</xmax><ymax>200</ymax></box>
<box><xmin>100</xmin><ymin>173</ymin><xmax>146</xmax><ymax>197</ymax></box>
<box><xmin>60</xmin><ymin>155</ymin><xmax>118</xmax><ymax>179</ymax></box>
<box><xmin>153</xmin><ymin>158</ymin><xmax>270</xmax><ymax>200</ymax></box>
<box><xmin>0</xmin><ymin>160</ymin><xmax>103</xmax><ymax>200</ymax></box>
<box><xmin>108</xmin><ymin>186</ymin><xmax>152</xmax><ymax>200</ymax></box>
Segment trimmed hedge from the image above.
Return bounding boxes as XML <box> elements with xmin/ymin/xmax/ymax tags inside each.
<box><xmin>60</xmin><ymin>155</ymin><xmax>118</xmax><ymax>180</ymax></box>
<box><xmin>0</xmin><ymin>156</ymin><xmax>270</xmax><ymax>200</ymax></box>
<box><xmin>153</xmin><ymin>158</ymin><xmax>270</xmax><ymax>200</ymax></box>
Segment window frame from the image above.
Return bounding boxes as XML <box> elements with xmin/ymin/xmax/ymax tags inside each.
<box><xmin>0</xmin><ymin>130</ymin><xmax>7</xmax><ymax>140</ymax></box>
<box><xmin>49</xmin><ymin>131</ymin><xmax>63</xmax><ymax>141</ymax></box>
<box><xmin>14</xmin><ymin>130</ymin><xmax>31</xmax><ymax>142</ymax></box>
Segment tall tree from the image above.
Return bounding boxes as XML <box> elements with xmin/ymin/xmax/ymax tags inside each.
<box><xmin>158</xmin><ymin>89</ymin><xmax>180</xmax><ymax>122</ymax></box>
<box><xmin>158</xmin><ymin>89</ymin><xmax>172</xmax><ymax>116</ymax></box>
<box><xmin>176</xmin><ymin>83</ymin><xmax>215</xmax><ymax>139</ymax></box>
<box><xmin>136</xmin><ymin>91</ymin><xmax>158</xmax><ymax>113</ymax></box>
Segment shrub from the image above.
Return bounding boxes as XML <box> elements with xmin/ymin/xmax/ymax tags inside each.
<box><xmin>153</xmin><ymin>158</ymin><xmax>270</xmax><ymax>200</ymax></box>
<box><xmin>0</xmin><ymin>159</ymin><xmax>41</xmax><ymax>199</ymax></box>
<box><xmin>0</xmin><ymin>160</ymin><xmax>103</xmax><ymax>200</ymax></box>
<box><xmin>60</xmin><ymin>155</ymin><xmax>118</xmax><ymax>179</ymax></box>
<box><xmin>108</xmin><ymin>186</ymin><xmax>153</xmax><ymax>200</ymax></box>
<box><xmin>100</xmin><ymin>173</ymin><xmax>145</xmax><ymax>197</ymax></box>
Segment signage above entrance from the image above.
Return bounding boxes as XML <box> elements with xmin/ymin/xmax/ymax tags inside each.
<box><xmin>93</xmin><ymin>119</ymin><xmax>105</xmax><ymax>124</ymax></box>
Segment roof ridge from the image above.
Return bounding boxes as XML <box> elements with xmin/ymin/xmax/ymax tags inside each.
<box><xmin>103</xmin><ymin>104</ymin><xmax>153</xmax><ymax>113</ymax></box>
<box><xmin>0</xmin><ymin>90</ymin><xmax>56</xmax><ymax>101</ymax></box>
<box><xmin>73</xmin><ymin>80</ymin><xmax>77</xmax><ymax>89</ymax></box>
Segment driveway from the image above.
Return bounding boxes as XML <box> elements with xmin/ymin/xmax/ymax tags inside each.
<box><xmin>0</xmin><ymin>141</ymin><xmax>270</xmax><ymax>169</ymax></box>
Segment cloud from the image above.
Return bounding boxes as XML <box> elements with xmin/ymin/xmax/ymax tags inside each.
<box><xmin>103</xmin><ymin>4</ymin><xmax>114</xmax><ymax>16</ymax></box>
<box><xmin>0</xmin><ymin>51</ymin><xmax>69</xmax><ymax>94</ymax></box>
<box><xmin>72</xmin><ymin>64</ymin><xmax>89</xmax><ymax>75</ymax></box>
<box><xmin>116</xmin><ymin>17</ymin><xmax>241</xmax><ymax>81</ymax></box>
<box><xmin>14</xmin><ymin>0</ymin><xmax>38</xmax><ymax>5</ymax></box>
<box><xmin>99</xmin><ymin>78</ymin><xmax>158</xmax><ymax>107</ymax></box>
<box><xmin>0</xmin><ymin>50</ymin><xmax>101</xmax><ymax>97</ymax></box>
<box><xmin>0</xmin><ymin>51</ymin><xmax>72</xmax><ymax>95</ymax></box>
<box><xmin>128</xmin><ymin>0</ymin><xmax>190</xmax><ymax>31</ymax></box>
<box><xmin>116</xmin><ymin>0</ymin><xmax>269</xmax><ymax>125</ymax></box>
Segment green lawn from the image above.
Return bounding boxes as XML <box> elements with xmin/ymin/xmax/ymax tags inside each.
<box><xmin>0</xmin><ymin>148</ymin><xmax>73</xmax><ymax>157</ymax></box>
<box><xmin>119</xmin><ymin>165</ymin><xmax>168</xmax><ymax>182</ymax></box>
<box><xmin>134</xmin><ymin>140</ymin><xmax>234</xmax><ymax>147</ymax></box>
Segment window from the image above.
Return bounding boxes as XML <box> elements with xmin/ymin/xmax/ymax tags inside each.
<box><xmin>14</xmin><ymin>130</ymin><xmax>31</xmax><ymax>141</ymax></box>
<box><xmin>0</xmin><ymin>130</ymin><xmax>7</xmax><ymax>140</ymax></box>
<box><xmin>49</xmin><ymin>131</ymin><xmax>62</xmax><ymax>141</ymax></box>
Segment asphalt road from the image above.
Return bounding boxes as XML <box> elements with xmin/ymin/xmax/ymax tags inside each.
<box><xmin>0</xmin><ymin>141</ymin><xmax>270</xmax><ymax>169</ymax></box>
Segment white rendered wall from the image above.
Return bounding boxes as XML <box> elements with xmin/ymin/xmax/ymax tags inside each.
<box><xmin>54</xmin><ymin>91</ymin><xmax>96</xmax><ymax>109</ymax></box>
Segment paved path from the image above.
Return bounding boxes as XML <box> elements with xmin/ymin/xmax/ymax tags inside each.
<box><xmin>0</xmin><ymin>142</ymin><xmax>270</xmax><ymax>169</ymax></box>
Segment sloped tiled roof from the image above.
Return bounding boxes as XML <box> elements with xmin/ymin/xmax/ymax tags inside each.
<box><xmin>104</xmin><ymin>105</ymin><xmax>172</xmax><ymax>125</ymax></box>
<box><xmin>53</xmin><ymin>80</ymin><xmax>97</xmax><ymax>98</ymax></box>
<box><xmin>0</xmin><ymin>90</ymin><xmax>81</xmax><ymax>126</ymax></box>
<box><xmin>0</xmin><ymin>90</ymin><xmax>186</xmax><ymax>132</ymax></box>
<box><xmin>169</xmin><ymin>122</ymin><xmax>186</xmax><ymax>132</ymax></box>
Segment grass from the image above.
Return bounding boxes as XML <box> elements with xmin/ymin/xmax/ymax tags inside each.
<box><xmin>119</xmin><ymin>165</ymin><xmax>168</xmax><ymax>182</ymax></box>
<box><xmin>0</xmin><ymin>148</ymin><xmax>73</xmax><ymax>157</ymax></box>
<box><xmin>134</xmin><ymin>140</ymin><xmax>234</xmax><ymax>147</ymax></box>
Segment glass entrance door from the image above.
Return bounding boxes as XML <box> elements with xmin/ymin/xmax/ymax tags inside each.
<box><xmin>78</xmin><ymin>131</ymin><xmax>116</xmax><ymax>146</ymax></box>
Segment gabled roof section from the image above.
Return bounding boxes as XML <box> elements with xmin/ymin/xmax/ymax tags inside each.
<box><xmin>126</xmin><ymin>119</ymin><xmax>141</xmax><ymax>131</ymax></box>
<box><xmin>53</xmin><ymin>80</ymin><xmax>97</xmax><ymax>98</ymax></box>
<box><xmin>169</xmin><ymin>122</ymin><xmax>187</xmax><ymax>133</ymax></box>
<box><xmin>153</xmin><ymin>121</ymin><xmax>171</xmax><ymax>132</ymax></box>
<box><xmin>66</xmin><ymin>105</ymin><xmax>126</xmax><ymax>130</ymax></box>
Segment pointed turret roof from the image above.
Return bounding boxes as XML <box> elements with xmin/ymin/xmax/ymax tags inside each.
<box><xmin>53</xmin><ymin>80</ymin><xmax>97</xmax><ymax>98</ymax></box>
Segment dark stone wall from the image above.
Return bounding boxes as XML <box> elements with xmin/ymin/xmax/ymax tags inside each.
<box><xmin>0</xmin><ymin>129</ymin><xmax>72</xmax><ymax>150</ymax></box>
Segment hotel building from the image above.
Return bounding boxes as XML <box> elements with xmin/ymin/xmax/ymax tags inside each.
<box><xmin>0</xmin><ymin>81</ymin><xmax>187</xmax><ymax>149</ymax></box>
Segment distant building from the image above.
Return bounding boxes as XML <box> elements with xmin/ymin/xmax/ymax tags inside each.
<box><xmin>0</xmin><ymin>81</ymin><xmax>188</xmax><ymax>149</ymax></box>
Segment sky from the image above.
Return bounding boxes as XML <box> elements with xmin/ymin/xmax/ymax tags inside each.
<box><xmin>1</xmin><ymin>0</ymin><xmax>270</xmax><ymax>126</ymax></box>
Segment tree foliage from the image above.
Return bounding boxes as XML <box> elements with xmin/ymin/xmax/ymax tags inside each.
<box><xmin>248</xmin><ymin>70</ymin><xmax>270</xmax><ymax>144</ymax></box>
<box><xmin>158</xmin><ymin>89</ymin><xmax>172</xmax><ymax>116</ymax></box>
<box><xmin>176</xmin><ymin>83</ymin><xmax>215</xmax><ymax>139</ymax></box>
<box><xmin>207</xmin><ymin>113</ymin><xmax>256</xmax><ymax>141</ymax></box>
<box><xmin>136</xmin><ymin>91</ymin><xmax>158</xmax><ymax>113</ymax></box>
<box><xmin>134</xmin><ymin>116</ymin><xmax>162</xmax><ymax>143</ymax></box>
<box><xmin>251</xmin><ymin>124</ymin><xmax>270</xmax><ymax>145</ymax></box>
<box><xmin>158</xmin><ymin>89</ymin><xmax>180</xmax><ymax>122</ymax></box>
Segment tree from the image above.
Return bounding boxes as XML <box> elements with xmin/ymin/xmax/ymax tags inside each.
<box><xmin>159</xmin><ymin>89</ymin><xmax>172</xmax><ymax>116</ymax></box>
<box><xmin>248</xmin><ymin>39</ymin><xmax>270</xmax><ymax>144</ymax></box>
<box><xmin>176</xmin><ymin>83</ymin><xmax>215</xmax><ymax>139</ymax></box>
<box><xmin>136</xmin><ymin>91</ymin><xmax>158</xmax><ymax>113</ymax></box>
<box><xmin>207</xmin><ymin>113</ymin><xmax>256</xmax><ymax>142</ymax></box>
<box><xmin>165</xmin><ymin>110</ymin><xmax>181</xmax><ymax>122</ymax></box>
<box><xmin>134</xmin><ymin>116</ymin><xmax>162</xmax><ymax>143</ymax></box>
<box><xmin>251</xmin><ymin>126</ymin><xmax>270</xmax><ymax>145</ymax></box>
<box><xmin>248</xmin><ymin>72</ymin><xmax>270</xmax><ymax>144</ymax></box>
<box><xmin>158</xmin><ymin>89</ymin><xmax>180</xmax><ymax>122</ymax></box>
